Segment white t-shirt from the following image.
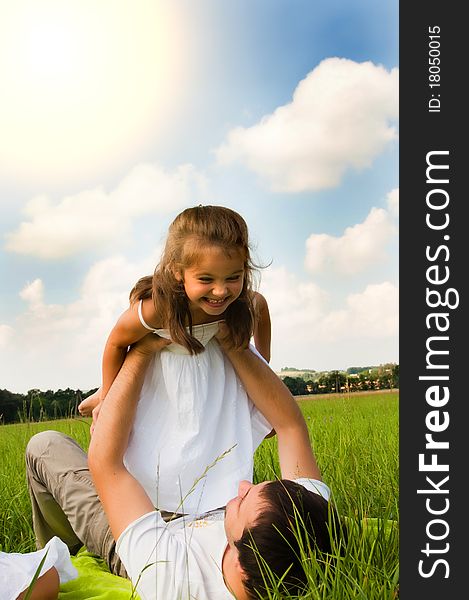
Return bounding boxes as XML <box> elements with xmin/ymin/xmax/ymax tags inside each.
<box><xmin>117</xmin><ymin>478</ymin><xmax>330</xmax><ymax>600</ymax></box>
<box><xmin>0</xmin><ymin>536</ymin><xmax>77</xmax><ymax>600</ymax></box>
<box><xmin>117</xmin><ymin>509</ymin><xmax>232</xmax><ymax>600</ymax></box>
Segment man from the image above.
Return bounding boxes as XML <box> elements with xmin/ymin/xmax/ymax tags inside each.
<box><xmin>26</xmin><ymin>335</ymin><xmax>340</xmax><ymax>599</ymax></box>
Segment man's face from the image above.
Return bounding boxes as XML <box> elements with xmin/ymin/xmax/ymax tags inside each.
<box><xmin>224</xmin><ymin>480</ymin><xmax>269</xmax><ymax>546</ymax></box>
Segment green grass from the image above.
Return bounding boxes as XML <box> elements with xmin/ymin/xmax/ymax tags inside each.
<box><xmin>0</xmin><ymin>418</ymin><xmax>91</xmax><ymax>553</ymax></box>
<box><xmin>253</xmin><ymin>392</ymin><xmax>399</xmax><ymax>599</ymax></box>
<box><xmin>0</xmin><ymin>392</ymin><xmax>399</xmax><ymax>598</ymax></box>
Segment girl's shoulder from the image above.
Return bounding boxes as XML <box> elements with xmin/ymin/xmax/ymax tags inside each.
<box><xmin>132</xmin><ymin>297</ymin><xmax>164</xmax><ymax>331</ymax></box>
<box><xmin>251</xmin><ymin>291</ymin><xmax>269</xmax><ymax>310</ymax></box>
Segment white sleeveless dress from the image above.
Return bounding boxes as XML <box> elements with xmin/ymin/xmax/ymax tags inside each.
<box><xmin>123</xmin><ymin>301</ymin><xmax>272</xmax><ymax>514</ymax></box>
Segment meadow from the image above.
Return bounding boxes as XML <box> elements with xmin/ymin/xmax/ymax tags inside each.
<box><xmin>0</xmin><ymin>392</ymin><xmax>398</xmax><ymax>599</ymax></box>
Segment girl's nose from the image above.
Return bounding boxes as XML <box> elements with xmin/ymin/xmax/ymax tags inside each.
<box><xmin>213</xmin><ymin>283</ymin><xmax>227</xmax><ymax>297</ymax></box>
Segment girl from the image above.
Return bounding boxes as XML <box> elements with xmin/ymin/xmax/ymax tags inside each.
<box><xmin>80</xmin><ymin>205</ymin><xmax>272</xmax><ymax>515</ymax></box>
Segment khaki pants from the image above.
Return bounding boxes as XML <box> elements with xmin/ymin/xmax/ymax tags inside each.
<box><xmin>25</xmin><ymin>430</ymin><xmax>128</xmax><ymax>578</ymax></box>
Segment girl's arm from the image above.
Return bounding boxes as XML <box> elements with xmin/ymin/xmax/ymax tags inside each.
<box><xmin>252</xmin><ymin>292</ymin><xmax>275</xmax><ymax>437</ymax></box>
<box><xmin>78</xmin><ymin>298</ymin><xmax>160</xmax><ymax>419</ymax></box>
<box><xmin>252</xmin><ymin>292</ymin><xmax>271</xmax><ymax>363</ymax></box>
<box><xmin>101</xmin><ymin>298</ymin><xmax>160</xmax><ymax>401</ymax></box>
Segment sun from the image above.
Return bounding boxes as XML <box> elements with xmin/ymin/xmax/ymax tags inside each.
<box><xmin>0</xmin><ymin>1</ymin><xmax>186</xmax><ymax>187</ymax></box>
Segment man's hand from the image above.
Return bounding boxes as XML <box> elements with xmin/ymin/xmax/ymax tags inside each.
<box><xmin>90</xmin><ymin>401</ymin><xmax>103</xmax><ymax>436</ymax></box>
<box><xmin>131</xmin><ymin>332</ymin><xmax>172</xmax><ymax>356</ymax></box>
<box><xmin>215</xmin><ymin>322</ymin><xmax>237</xmax><ymax>354</ymax></box>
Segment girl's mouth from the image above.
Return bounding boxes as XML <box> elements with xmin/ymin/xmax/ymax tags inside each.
<box><xmin>203</xmin><ymin>297</ymin><xmax>229</xmax><ymax>307</ymax></box>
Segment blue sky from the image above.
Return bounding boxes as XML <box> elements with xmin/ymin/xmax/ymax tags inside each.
<box><xmin>0</xmin><ymin>1</ymin><xmax>398</xmax><ymax>392</ymax></box>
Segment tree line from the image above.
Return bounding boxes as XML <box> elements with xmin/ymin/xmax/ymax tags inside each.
<box><xmin>1</xmin><ymin>364</ymin><xmax>399</xmax><ymax>424</ymax></box>
<box><xmin>281</xmin><ymin>364</ymin><xmax>399</xmax><ymax>396</ymax></box>
<box><xmin>0</xmin><ymin>387</ymin><xmax>98</xmax><ymax>425</ymax></box>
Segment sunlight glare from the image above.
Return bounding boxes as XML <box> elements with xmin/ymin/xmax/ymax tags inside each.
<box><xmin>0</xmin><ymin>1</ymin><xmax>186</xmax><ymax>187</ymax></box>
<box><xmin>27</xmin><ymin>23</ymin><xmax>80</xmax><ymax>78</ymax></box>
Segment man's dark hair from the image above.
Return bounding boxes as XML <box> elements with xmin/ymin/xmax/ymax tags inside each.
<box><xmin>234</xmin><ymin>479</ymin><xmax>346</xmax><ymax>598</ymax></box>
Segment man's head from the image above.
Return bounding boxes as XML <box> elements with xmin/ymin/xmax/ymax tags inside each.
<box><xmin>224</xmin><ymin>479</ymin><xmax>344</xmax><ymax>599</ymax></box>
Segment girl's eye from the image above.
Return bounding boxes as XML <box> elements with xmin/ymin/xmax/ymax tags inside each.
<box><xmin>199</xmin><ymin>278</ymin><xmax>212</xmax><ymax>283</ymax></box>
<box><xmin>227</xmin><ymin>275</ymin><xmax>241</xmax><ymax>281</ymax></box>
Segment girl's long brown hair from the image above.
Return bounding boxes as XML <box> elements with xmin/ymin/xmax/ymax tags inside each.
<box><xmin>129</xmin><ymin>205</ymin><xmax>258</xmax><ymax>353</ymax></box>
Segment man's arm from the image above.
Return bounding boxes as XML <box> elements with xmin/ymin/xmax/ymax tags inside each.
<box><xmin>252</xmin><ymin>292</ymin><xmax>271</xmax><ymax>363</ymax></box>
<box><xmin>221</xmin><ymin>343</ymin><xmax>321</xmax><ymax>481</ymax></box>
<box><xmin>88</xmin><ymin>336</ymin><xmax>170</xmax><ymax>541</ymax></box>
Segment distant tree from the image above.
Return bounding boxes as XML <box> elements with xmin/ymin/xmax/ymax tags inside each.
<box><xmin>305</xmin><ymin>379</ymin><xmax>319</xmax><ymax>394</ymax></box>
<box><xmin>347</xmin><ymin>366</ymin><xmax>377</xmax><ymax>375</ymax></box>
<box><xmin>0</xmin><ymin>389</ymin><xmax>24</xmax><ymax>423</ymax></box>
<box><xmin>282</xmin><ymin>376</ymin><xmax>308</xmax><ymax>396</ymax></box>
<box><xmin>358</xmin><ymin>372</ymin><xmax>372</xmax><ymax>391</ymax></box>
<box><xmin>50</xmin><ymin>399</ymin><xmax>62</xmax><ymax>420</ymax></box>
<box><xmin>317</xmin><ymin>371</ymin><xmax>346</xmax><ymax>393</ymax></box>
<box><xmin>27</xmin><ymin>389</ymin><xmax>42</xmax><ymax>421</ymax></box>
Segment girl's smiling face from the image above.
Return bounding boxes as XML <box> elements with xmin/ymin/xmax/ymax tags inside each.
<box><xmin>181</xmin><ymin>245</ymin><xmax>245</xmax><ymax>320</ymax></box>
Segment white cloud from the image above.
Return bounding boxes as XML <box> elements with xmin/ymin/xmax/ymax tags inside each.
<box><xmin>0</xmin><ymin>324</ymin><xmax>14</xmax><ymax>348</ymax></box>
<box><xmin>259</xmin><ymin>266</ymin><xmax>328</xmax><ymax>334</ymax></box>
<box><xmin>319</xmin><ymin>282</ymin><xmax>398</xmax><ymax>341</ymax></box>
<box><xmin>19</xmin><ymin>278</ymin><xmax>45</xmax><ymax>308</ymax></box>
<box><xmin>305</xmin><ymin>207</ymin><xmax>396</xmax><ymax>275</ymax></box>
<box><xmin>216</xmin><ymin>58</ymin><xmax>398</xmax><ymax>192</ymax></box>
<box><xmin>0</xmin><ymin>251</ymin><xmax>159</xmax><ymax>393</ymax></box>
<box><xmin>387</xmin><ymin>188</ymin><xmax>399</xmax><ymax>218</ymax></box>
<box><xmin>0</xmin><ymin>257</ymin><xmax>398</xmax><ymax>391</ymax></box>
<box><xmin>259</xmin><ymin>267</ymin><xmax>398</xmax><ymax>371</ymax></box>
<box><xmin>5</xmin><ymin>163</ymin><xmax>207</xmax><ymax>259</ymax></box>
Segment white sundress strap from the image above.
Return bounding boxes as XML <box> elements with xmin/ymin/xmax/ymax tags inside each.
<box><xmin>138</xmin><ymin>299</ymin><xmax>158</xmax><ymax>332</ymax></box>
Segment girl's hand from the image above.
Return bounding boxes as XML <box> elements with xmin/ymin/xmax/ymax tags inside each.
<box><xmin>78</xmin><ymin>388</ymin><xmax>102</xmax><ymax>417</ymax></box>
